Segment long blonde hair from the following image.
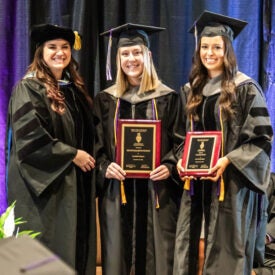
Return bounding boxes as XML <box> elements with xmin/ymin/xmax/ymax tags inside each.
<box><xmin>115</xmin><ymin>45</ymin><xmax>160</xmax><ymax>97</ymax></box>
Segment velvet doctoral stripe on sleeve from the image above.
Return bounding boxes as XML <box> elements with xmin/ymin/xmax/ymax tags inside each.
<box><xmin>226</xmin><ymin>80</ymin><xmax>273</xmax><ymax>194</ymax></box>
<box><xmin>7</xmin><ymin>79</ymin><xmax>77</xmax><ymax>197</ymax></box>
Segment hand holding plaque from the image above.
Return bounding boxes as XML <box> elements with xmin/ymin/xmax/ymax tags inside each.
<box><xmin>116</xmin><ymin>119</ymin><xmax>161</xmax><ymax>178</ymax></box>
<box><xmin>181</xmin><ymin>131</ymin><xmax>222</xmax><ymax>177</ymax></box>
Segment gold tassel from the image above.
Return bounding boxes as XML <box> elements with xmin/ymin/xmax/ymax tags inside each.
<box><xmin>153</xmin><ymin>182</ymin><xmax>160</xmax><ymax>209</ymax></box>
<box><xmin>219</xmin><ymin>177</ymin><xmax>225</xmax><ymax>201</ymax></box>
<box><xmin>184</xmin><ymin>178</ymin><xmax>191</xmax><ymax>190</ymax></box>
<box><xmin>73</xmin><ymin>31</ymin><xmax>81</xmax><ymax>50</ymax></box>
<box><xmin>120</xmin><ymin>181</ymin><xmax>127</xmax><ymax>204</ymax></box>
<box><xmin>218</xmin><ymin>106</ymin><xmax>225</xmax><ymax>202</ymax></box>
<box><xmin>155</xmin><ymin>193</ymin><xmax>160</xmax><ymax>209</ymax></box>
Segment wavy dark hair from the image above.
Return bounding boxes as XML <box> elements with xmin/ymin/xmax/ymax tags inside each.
<box><xmin>27</xmin><ymin>44</ymin><xmax>92</xmax><ymax>114</ymax></box>
<box><xmin>186</xmin><ymin>35</ymin><xmax>238</xmax><ymax>121</ymax></box>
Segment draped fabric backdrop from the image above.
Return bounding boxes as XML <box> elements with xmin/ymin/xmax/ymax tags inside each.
<box><xmin>0</xmin><ymin>0</ymin><xmax>274</xmax><ymax>214</ymax></box>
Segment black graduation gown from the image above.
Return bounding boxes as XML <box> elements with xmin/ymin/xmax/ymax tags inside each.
<box><xmin>173</xmin><ymin>72</ymin><xmax>273</xmax><ymax>275</ymax></box>
<box><xmin>94</xmin><ymin>83</ymin><xmax>184</xmax><ymax>275</ymax></box>
<box><xmin>6</xmin><ymin>77</ymin><xmax>96</xmax><ymax>275</ymax></box>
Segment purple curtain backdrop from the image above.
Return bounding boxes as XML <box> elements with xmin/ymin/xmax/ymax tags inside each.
<box><xmin>0</xmin><ymin>0</ymin><xmax>30</xmax><ymax>214</ymax></box>
<box><xmin>0</xmin><ymin>0</ymin><xmax>274</xmax><ymax>215</ymax></box>
<box><xmin>264</xmin><ymin>0</ymin><xmax>275</xmax><ymax>174</ymax></box>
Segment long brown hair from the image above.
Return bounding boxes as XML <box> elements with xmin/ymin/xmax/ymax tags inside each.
<box><xmin>27</xmin><ymin>44</ymin><xmax>92</xmax><ymax>114</ymax></box>
<box><xmin>186</xmin><ymin>35</ymin><xmax>237</xmax><ymax>121</ymax></box>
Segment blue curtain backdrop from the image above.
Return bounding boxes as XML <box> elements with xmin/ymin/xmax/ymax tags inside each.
<box><xmin>0</xmin><ymin>0</ymin><xmax>274</xmax><ymax>213</ymax></box>
<box><xmin>264</xmin><ymin>0</ymin><xmax>275</xmax><ymax>177</ymax></box>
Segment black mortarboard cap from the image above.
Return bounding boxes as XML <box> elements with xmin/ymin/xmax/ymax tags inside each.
<box><xmin>189</xmin><ymin>10</ymin><xmax>247</xmax><ymax>42</ymax></box>
<box><xmin>100</xmin><ymin>23</ymin><xmax>165</xmax><ymax>80</ymax></box>
<box><xmin>31</xmin><ymin>24</ymin><xmax>81</xmax><ymax>50</ymax></box>
<box><xmin>100</xmin><ymin>23</ymin><xmax>165</xmax><ymax>48</ymax></box>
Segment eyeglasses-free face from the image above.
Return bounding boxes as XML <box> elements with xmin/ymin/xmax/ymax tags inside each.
<box><xmin>43</xmin><ymin>39</ymin><xmax>72</xmax><ymax>80</ymax></box>
<box><xmin>200</xmin><ymin>36</ymin><xmax>225</xmax><ymax>78</ymax></box>
<box><xmin>119</xmin><ymin>45</ymin><xmax>145</xmax><ymax>86</ymax></box>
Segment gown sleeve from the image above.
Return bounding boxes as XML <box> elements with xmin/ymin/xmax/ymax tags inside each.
<box><xmin>158</xmin><ymin>91</ymin><xmax>186</xmax><ymax>183</ymax></box>
<box><xmin>93</xmin><ymin>92</ymin><xmax>114</xmax><ymax>193</ymax></box>
<box><xmin>226</xmin><ymin>82</ymin><xmax>273</xmax><ymax>193</ymax></box>
<box><xmin>175</xmin><ymin>85</ymin><xmax>189</xmax><ymax>159</ymax></box>
<box><xmin>6</xmin><ymin>79</ymin><xmax>77</xmax><ymax>197</ymax></box>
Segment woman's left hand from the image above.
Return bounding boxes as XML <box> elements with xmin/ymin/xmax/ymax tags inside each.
<box><xmin>150</xmin><ymin>165</ymin><xmax>170</xmax><ymax>181</ymax></box>
<box><xmin>201</xmin><ymin>156</ymin><xmax>230</xmax><ymax>182</ymax></box>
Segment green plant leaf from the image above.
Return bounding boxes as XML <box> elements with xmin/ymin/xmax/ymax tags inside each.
<box><xmin>0</xmin><ymin>201</ymin><xmax>40</xmax><ymax>239</ymax></box>
<box><xmin>0</xmin><ymin>201</ymin><xmax>16</xmax><ymax>227</ymax></box>
<box><xmin>18</xmin><ymin>230</ymin><xmax>41</xmax><ymax>239</ymax></box>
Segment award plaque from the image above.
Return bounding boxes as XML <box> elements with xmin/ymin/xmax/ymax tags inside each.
<box><xmin>181</xmin><ymin>131</ymin><xmax>222</xmax><ymax>177</ymax></box>
<box><xmin>116</xmin><ymin>119</ymin><xmax>161</xmax><ymax>178</ymax></box>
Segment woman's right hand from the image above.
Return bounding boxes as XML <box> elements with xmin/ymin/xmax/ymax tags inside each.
<box><xmin>177</xmin><ymin>158</ymin><xmax>196</xmax><ymax>182</ymax></box>
<box><xmin>106</xmin><ymin>162</ymin><xmax>126</xmax><ymax>181</ymax></box>
<box><xmin>73</xmin><ymin>149</ymin><xmax>95</xmax><ymax>172</ymax></box>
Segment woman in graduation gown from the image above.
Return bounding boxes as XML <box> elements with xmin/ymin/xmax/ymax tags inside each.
<box><xmin>6</xmin><ymin>24</ymin><xmax>96</xmax><ymax>274</ymax></box>
<box><xmin>173</xmin><ymin>11</ymin><xmax>273</xmax><ymax>275</ymax></box>
<box><xmin>94</xmin><ymin>24</ymin><xmax>184</xmax><ymax>275</ymax></box>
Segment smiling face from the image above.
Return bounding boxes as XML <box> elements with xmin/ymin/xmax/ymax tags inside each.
<box><xmin>200</xmin><ymin>36</ymin><xmax>225</xmax><ymax>78</ymax></box>
<box><xmin>119</xmin><ymin>45</ymin><xmax>144</xmax><ymax>86</ymax></box>
<box><xmin>43</xmin><ymin>39</ymin><xmax>71</xmax><ymax>79</ymax></box>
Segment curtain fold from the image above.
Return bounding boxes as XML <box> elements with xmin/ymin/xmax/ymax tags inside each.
<box><xmin>264</xmin><ymin>0</ymin><xmax>275</xmax><ymax>172</ymax></box>
<box><xmin>0</xmin><ymin>0</ymin><xmax>31</xmax><ymax>213</ymax></box>
<box><xmin>0</xmin><ymin>0</ymin><xmax>274</xmax><ymax>213</ymax></box>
